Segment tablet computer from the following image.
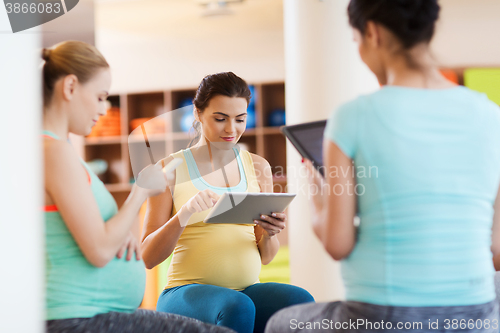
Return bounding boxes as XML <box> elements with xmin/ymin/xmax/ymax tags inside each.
<box><xmin>204</xmin><ymin>192</ymin><xmax>296</xmax><ymax>224</ymax></box>
<box><xmin>280</xmin><ymin>120</ymin><xmax>327</xmax><ymax>176</ymax></box>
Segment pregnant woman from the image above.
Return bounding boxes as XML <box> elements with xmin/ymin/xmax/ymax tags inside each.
<box><xmin>266</xmin><ymin>1</ymin><xmax>500</xmax><ymax>332</ymax></box>
<box><xmin>141</xmin><ymin>72</ymin><xmax>314</xmax><ymax>333</ymax></box>
<box><xmin>43</xmin><ymin>41</ymin><xmax>232</xmax><ymax>333</ymax></box>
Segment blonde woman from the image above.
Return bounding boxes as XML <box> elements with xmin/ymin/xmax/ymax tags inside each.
<box><xmin>42</xmin><ymin>41</ymin><xmax>232</xmax><ymax>333</ymax></box>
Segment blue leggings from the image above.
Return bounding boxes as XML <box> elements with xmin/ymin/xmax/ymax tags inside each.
<box><xmin>156</xmin><ymin>283</ymin><xmax>315</xmax><ymax>333</ymax></box>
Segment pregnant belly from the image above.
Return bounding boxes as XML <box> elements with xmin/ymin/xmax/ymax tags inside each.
<box><xmin>102</xmin><ymin>256</ymin><xmax>146</xmax><ymax>310</ymax></box>
<box><xmin>46</xmin><ymin>255</ymin><xmax>146</xmax><ymax>315</ymax></box>
<box><xmin>168</xmin><ymin>224</ymin><xmax>262</xmax><ymax>290</ymax></box>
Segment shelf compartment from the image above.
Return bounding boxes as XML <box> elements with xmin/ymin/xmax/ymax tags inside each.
<box><xmin>273</xmin><ymin>175</ymin><xmax>287</xmax><ymax>183</ymax></box>
<box><xmin>263</xmin><ymin>133</ymin><xmax>287</xmax><ymax>176</ymax></box>
<box><xmin>85</xmin><ymin>136</ymin><xmax>122</xmax><ymax>145</ymax></box>
<box><xmin>107</xmin><ymin>95</ymin><xmax>121</xmax><ymax>108</ymax></box>
<box><xmin>84</xmin><ymin>143</ymin><xmax>124</xmax><ymax>184</ymax></box>
<box><xmin>170</xmin><ymin>89</ymin><xmax>197</xmax><ymax>133</ymax></box>
<box><xmin>237</xmin><ymin>135</ymin><xmax>257</xmax><ymax>154</ymax></box>
<box><xmin>127</xmin><ymin>92</ymin><xmax>166</xmax><ymax>134</ymax></box>
<box><xmin>110</xmin><ymin>191</ymin><xmax>131</xmax><ymax>209</ymax></box>
<box><xmin>261</xmin><ymin>83</ymin><xmax>285</xmax><ymax>127</ymax></box>
<box><xmin>171</xmin><ymin>89</ymin><xmax>197</xmax><ymax>110</ymax></box>
<box><xmin>273</xmin><ymin>175</ymin><xmax>288</xmax><ymax>193</ymax></box>
<box><xmin>128</xmin><ymin>140</ymin><xmax>167</xmax><ymax>181</ymax></box>
<box><xmin>87</xmin><ymin>105</ymin><xmax>122</xmax><ymax>138</ymax></box>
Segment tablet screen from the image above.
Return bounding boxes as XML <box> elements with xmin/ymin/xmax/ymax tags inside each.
<box><xmin>293</xmin><ymin>125</ymin><xmax>325</xmax><ymax>167</ymax></box>
<box><xmin>281</xmin><ymin>120</ymin><xmax>327</xmax><ymax>175</ymax></box>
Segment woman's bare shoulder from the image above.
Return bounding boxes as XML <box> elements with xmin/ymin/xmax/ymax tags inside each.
<box><xmin>248</xmin><ymin>152</ymin><xmax>270</xmax><ymax>169</ymax></box>
<box><xmin>43</xmin><ymin>138</ymin><xmax>81</xmax><ymax>169</ymax></box>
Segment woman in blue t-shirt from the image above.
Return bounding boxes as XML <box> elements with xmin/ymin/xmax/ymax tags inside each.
<box><xmin>266</xmin><ymin>1</ymin><xmax>500</xmax><ymax>332</ymax></box>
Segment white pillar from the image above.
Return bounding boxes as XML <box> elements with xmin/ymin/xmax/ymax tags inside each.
<box><xmin>283</xmin><ymin>0</ymin><xmax>378</xmax><ymax>302</ymax></box>
<box><xmin>0</xmin><ymin>12</ymin><xmax>43</xmax><ymax>333</ymax></box>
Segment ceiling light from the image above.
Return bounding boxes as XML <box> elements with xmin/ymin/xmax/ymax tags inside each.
<box><xmin>197</xmin><ymin>0</ymin><xmax>244</xmax><ymax>17</ymax></box>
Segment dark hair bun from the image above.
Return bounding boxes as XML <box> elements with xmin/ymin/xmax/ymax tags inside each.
<box><xmin>348</xmin><ymin>0</ymin><xmax>440</xmax><ymax>49</ymax></box>
<box><xmin>42</xmin><ymin>48</ymin><xmax>51</xmax><ymax>61</ymax></box>
<box><xmin>193</xmin><ymin>72</ymin><xmax>251</xmax><ymax>112</ymax></box>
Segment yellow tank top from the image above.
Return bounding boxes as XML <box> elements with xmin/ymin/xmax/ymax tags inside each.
<box><xmin>165</xmin><ymin>147</ymin><xmax>262</xmax><ymax>290</ymax></box>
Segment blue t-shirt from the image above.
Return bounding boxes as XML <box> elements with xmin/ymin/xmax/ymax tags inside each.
<box><xmin>324</xmin><ymin>86</ymin><xmax>500</xmax><ymax>306</ymax></box>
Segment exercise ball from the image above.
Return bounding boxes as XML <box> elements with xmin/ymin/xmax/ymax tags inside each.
<box><xmin>246</xmin><ymin>106</ymin><xmax>256</xmax><ymax>129</ymax></box>
<box><xmin>268</xmin><ymin>109</ymin><xmax>286</xmax><ymax>127</ymax></box>
<box><xmin>248</xmin><ymin>85</ymin><xmax>256</xmax><ymax>108</ymax></box>
<box><xmin>178</xmin><ymin>98</ymin><xmax>193</xmax><ymax>109</ymax></box>
<box><xmin>180</xmin><ymin>109</ymin><xmax>195</xmax><ymax>133</ymax></box>
<box><xmin>178</xmin><ymin>98</ymin><xmax>195</xmax><ymax>133</ymax></box>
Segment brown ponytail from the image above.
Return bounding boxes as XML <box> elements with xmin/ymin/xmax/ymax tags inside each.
<box><xmin>42</xmin><ymin>41</ymin><xmax>109</xmax><ymax>107</ymax></box>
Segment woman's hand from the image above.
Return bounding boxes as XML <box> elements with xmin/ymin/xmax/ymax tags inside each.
<box><xmin>184</xmin><ymin>189</ymin><xmax>219</xmax><ymax>214</ymax></box>
<box><xmin>304</xmin><ymin>159</ymin><xmax>326</xmax><ymax>215</ymax></box>
<box><xmin>178</xmin><ymin>189</ymin><xmax>220</xmax><ymax>227</ymax></box>
<box><xmin>255</xmin><ymin>212</ymin><xmax>286</xmax><ymax>238</ymax></box>
<box><xmin>135</xmin><ymin>164</ymin><xmax>169</xmax><ymax>198</ymax></box>
<box><xmin>116</xmin><ymin>232</ymin><xmax>142</xmax><ymax>261</ymax></box>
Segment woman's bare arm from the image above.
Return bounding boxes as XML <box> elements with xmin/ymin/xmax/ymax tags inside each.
<box><xmin>491</xmin><ymin>186</ymin><xmax>500</xmax><ymax>270</ymax></box>
<box><xmin>252</xmin><ymin>153</ymin><xmax>282</xmax><ymax>265</ymax></box>
<box><xmin>44</xmin><ymin>139</ymin><xmax>153</xmax><ymax>267</ymax></box>
<box><xmin>140</xmin><ymin>157</ymin><xmax>187</xmax><ymax>269</ymax></box>
<box><xmin>311</xmin><ymin>139</ymin><xmax>357</xmax><ymax>260</ymax></box>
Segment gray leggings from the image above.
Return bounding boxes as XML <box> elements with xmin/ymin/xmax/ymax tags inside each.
<box><xmin>264</xmin><ymin>300</ymin><xmax>499</xmax><ymax>333</ymax></box>
<box><xmin>46</xmin><ymin>309</ymin><xmax>235</xmax><ymax>333</ymax></box>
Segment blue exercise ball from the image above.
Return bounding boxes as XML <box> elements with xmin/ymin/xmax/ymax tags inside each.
<box><xmin>246</xmin><ymin>106</ymin><xmax>256</xmax><ymax>129</ymax></box>
<box><xmin>178</xmin><ymin>98</ymin><xmax>193</xmax><ymax>109</ymax></box>
<box><xmin>248</xmin><ymin>85</ymin><xmax>256</xmax><ymax>108</ymax></box>
<box><xmin>178</xmin><ymin>98</ymin><xmax>195</xmax><ymax>133</ymax></box>
<box><xmin>180</xmin><ymin>109</ymin><xmax>195</xmax><ymax>133</ymax></box>
<box><xmin>268</xmin><ymin>109</ymin><xmax>286</xmax><ymax>127</ymax></box>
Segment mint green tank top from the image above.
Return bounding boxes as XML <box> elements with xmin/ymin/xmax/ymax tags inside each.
<box><xmin>43</xmin><ymin>130</ymin><xmax>146</xmax><ymax>320</ymax></box>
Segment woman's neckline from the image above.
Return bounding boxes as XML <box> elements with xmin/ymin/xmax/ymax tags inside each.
<box><xmin>185</xmin><ymin>147</ymin><xmax>244</xmax><ymax>190</ymax></box>
<box><xmin>42</xmin><ymin>130</ymin><xmax>61</xmax><ymax>140</ymax></box>
<box><xmin>381</xmin><ymin>84</ymin><xmax>463</xmax><ymax>92</ymax></box>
